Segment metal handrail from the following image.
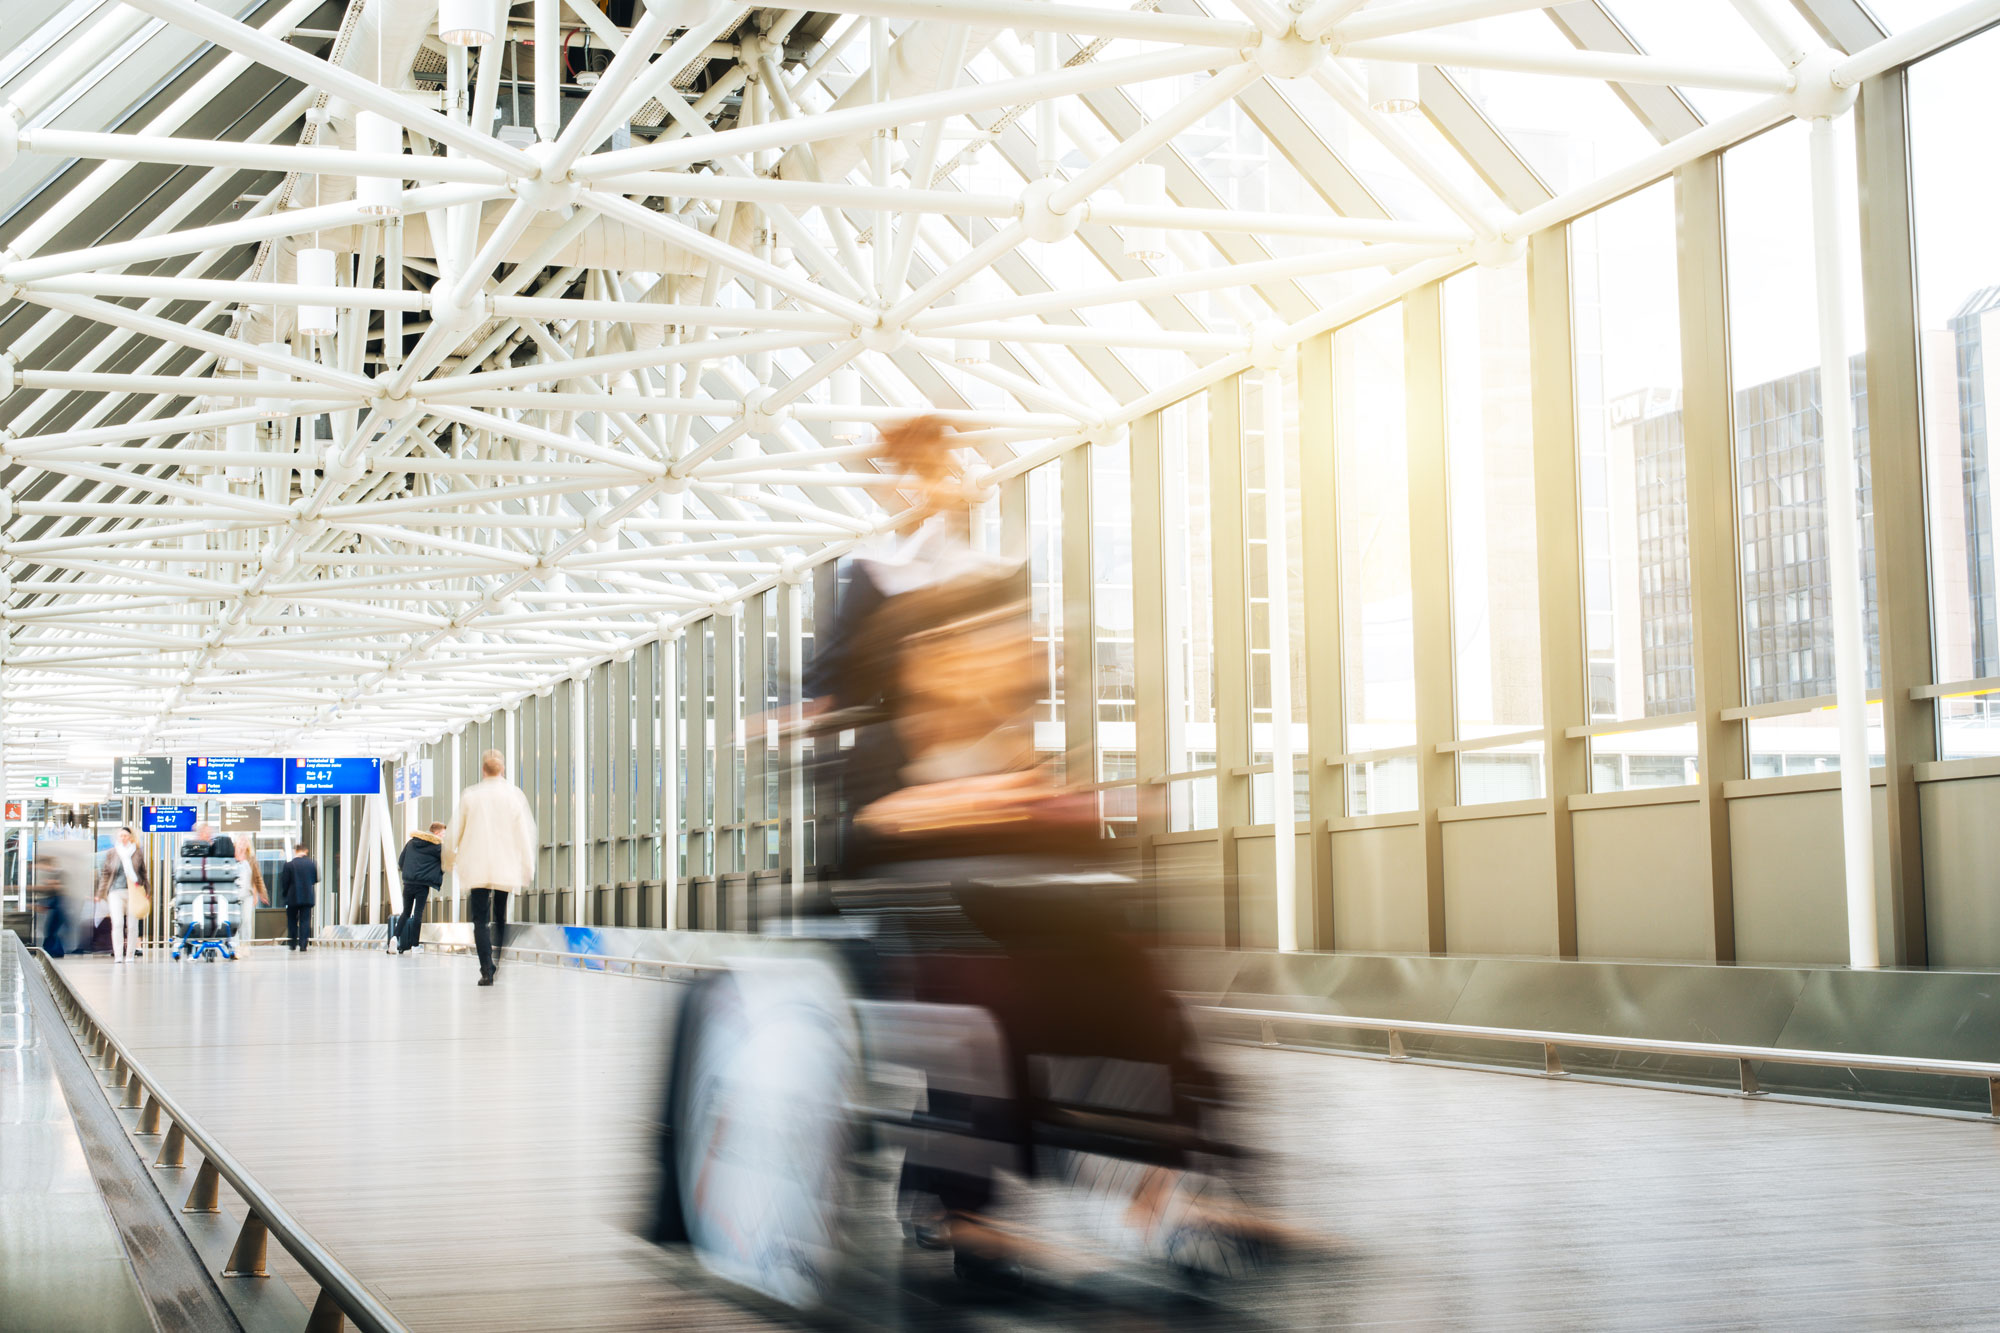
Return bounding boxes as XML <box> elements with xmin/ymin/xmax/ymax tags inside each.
<box><xmin>37</xmin><ymin>957</ymin><xmax>409</xmax><ymax>1333</ymax></box>
<box><xmin>1196</xmin><ymin>1001</ymin><xmax>2000</xmax><ymax>1114</ymax></box>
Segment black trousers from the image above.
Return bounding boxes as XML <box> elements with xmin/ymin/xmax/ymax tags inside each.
<box><xmin>470</xmin><ymin>888</ymin><xmax>509</xmax><ymax>978</ymax></box>
<box><xmin>397</xmin><ymin>885</ymin><xmax>431</xmax><ymax>951</ymax></box>
<box><xmin>286</xmin><ymin>905</ymin><xmax>313</xmax><ymax>949</ymax></box>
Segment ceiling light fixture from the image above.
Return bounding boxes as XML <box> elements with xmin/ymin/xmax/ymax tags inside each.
<box><xmin>437</xmin><ymin>0</ymin><xmax>498</xmax><ymax>46</ymax></box>
<box><xmin>354</xmin><ymin>110</ymin><xmax>403</xmax><ymax>216</ymax></box>
<box><xmin>295</xmin><ymin>247</ymin><xmax>336</xmax><ymax>337</ymax></box>
<box><xmin>1365</xmin><ymin>60</ymin><xmax>1420</xmax><ymax>115</ymax></box>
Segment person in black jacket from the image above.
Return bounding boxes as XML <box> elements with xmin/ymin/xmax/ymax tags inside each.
<box><xmin>394</xmin><ymin>823</ymin><xmax>446</xmax><ymax>953</ymax></box>
<box><xmin>282</xmin><ymin>844</ymin><xmax>318</xmax><ymax>951</ymax></box>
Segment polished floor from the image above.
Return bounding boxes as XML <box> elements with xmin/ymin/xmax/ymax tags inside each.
<box><xmin>50</xmin><ymin>944</ymin><xmax>2000</xmax><ymax>1331</ymax></box>
<box><xmin>1</xmin><ymin>944</ymin><xmax>153</xmax><ymax>1333</ymax></box>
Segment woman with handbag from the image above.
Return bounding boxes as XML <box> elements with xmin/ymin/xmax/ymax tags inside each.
<box><xmin>96</xmin><ymin>825</ymin><xmax>149</xmax><ymax>964</ymax></box>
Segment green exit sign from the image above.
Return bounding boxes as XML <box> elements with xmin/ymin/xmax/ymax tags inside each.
<box><xmin>33</xmin><ymin>775</ymin><xmax>56</xmax><ymax>789</ymax></box>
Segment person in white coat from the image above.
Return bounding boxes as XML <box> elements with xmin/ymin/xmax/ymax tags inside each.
<box><xmin>442</xmin><ymin>749</ymin><xmax>537</xmax><ymax>986</ymax></box>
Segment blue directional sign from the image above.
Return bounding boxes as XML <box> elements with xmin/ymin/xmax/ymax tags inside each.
<box><xmin>185</xmin><ymin>757</ymin><xmax>285</xmax><ymax>796</ymax></box>
<box><xmin>284</xmin><ymin>757</ymin><xmax>382</xmax><ymax>796</ymax></box>
<box><xmin>142</xmin><ymin>805</ymin><xmax>197</xmax><ymax>833</ymax></box>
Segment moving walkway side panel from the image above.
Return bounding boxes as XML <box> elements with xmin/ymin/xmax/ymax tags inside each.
<box><xmin>1173</xmin><ymin>947</ymin><xmax>2000</xmax><ymax>1114</ymax></box>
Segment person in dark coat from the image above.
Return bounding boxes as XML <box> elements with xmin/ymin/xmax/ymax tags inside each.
<box><xmin>283</xmin><ymin>843</ymin><xmax>318</xmax><ymax>951</ymax></box>
<box><xmin>394</xmin><ymin>823</ymin><xmax>446</xmax><ymax>953</ymax></box>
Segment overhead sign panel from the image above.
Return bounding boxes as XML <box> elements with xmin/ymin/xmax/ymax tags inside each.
<box><xmin>142</xmin><ymin>805</ymin><xmax>197</xmax><ymax>833</ymax></box>
<box><xmin>185</xmin><ymin>757</ymin><xmax>285</xmax><ymax>796</ymax></box>
<box><xmin>113</xmin><ymin>756</ymin><xmax>174</xmax><ymax>795</ymax></box>
<box><xmin>284</xmin><ymin>757</ymin><xmax>381</xmax><ymax>796</ymax></box>
<box><xmin>394</xmin><ymin>758</ymin><xmax>431</xmax><ymax>805</ymax></box>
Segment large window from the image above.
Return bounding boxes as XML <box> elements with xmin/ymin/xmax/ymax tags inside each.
<box><xmin>1161</xmin><ymin>391</ymin><xmax>1217</xmax><ymax>830</ymax></box>
<box><xmin>1571</xmin><ymin>180</ymin><xmax>1698</xmax><ymax>791</ymax></box>
<box><xmin>1027</xmin><ymin>461</ymin><xmax>1065</xmax><ymax>777</ymax></box>
<box><xmin>1724</xmin><ymin>120</ymin><xmax>1882</xmax><ymax>776</ymax></box>
<box><xmin>1444</xmin><ymin>264</ymin><xmax>1544</xmax><ymax>803</ymax></box>
<box><xmin>1093</xmin><ymin>433</ymin><xmax>1137</xmax><ymax>837</ymax></box>
<box><xmin>1244</xmin><ymin>367</ymin><xmax>1308</xmax><ymax>825</ymax></box>
<box><xmin>1910</xmin><ymin>26</ymin><xmax>2000</xmax><ymax>761</ymax></box>
<box><xmin>1334</xmin><ymin>304</ymin><xmax>1417</xmax><ymax>814</ymax></box>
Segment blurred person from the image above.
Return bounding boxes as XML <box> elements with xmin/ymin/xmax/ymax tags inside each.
<box><xmin>236</xmin><ymin>839</ymin><xmax>269</xmax><ymax>908</ymax></box>
<box><xmin>191</xmin><ymin>822</ymin><xmax>236</xmax><ymax>859</ymax></box>
<box><xmin>282</xmin><ymin>843</ymin><xmax>317</xmax><ymax>951</ymax></box>
<box><xmin>443</xmin><ymin>750</ymin><xmax>535</xmax><ymax>987</ymax></box>
<box><xmin>796</xmin><ymin>417</ymin><xmax>1217</xmax><ymax>1270</ymax></box>
<box><xmin>95</xmin><ymin>825</ymin><xmax>149</xmax><ymax>964</ymax></box>
<box><xmin>35</xmin><ymin>841</ymin><xmax>92</xmax><ymax>958</ymax></box>
<box><xmin>394</xmin><ymin>821</ymin><xmax>447</xmax><ymax>954</ymax></box>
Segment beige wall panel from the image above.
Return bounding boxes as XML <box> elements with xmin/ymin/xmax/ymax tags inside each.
<box><xmin>1573</xmin><ymin>801</ymin><xmax>1715</xmax><ymax>961</ymax></box>
<box><xmin>1232</xmin><ymin>831</ymin><xmax>1313</xmax><ymax>952</ymax></box>
<box><xmin>1330</xmin><ymin>825</ymin><xmax>1430</xmax><ymax>952</ymax></box>
<box><xmin>1921</xmin><ymin>777</ymin><xmax>2000</xmax><ymax>968</ymax></box>
<box><xmin>1440</xmin><ymin>814</ymin><xmax>1559</xmax><ymax>957</ymax></box>
<box><xmin>1154</xmin><ymin>839</ymin><xmax>1225</xmax><ymax>947</ymax></box>
<box><xmin>1729</xmin><ymin>789</ymin><xmax>1892</xmax><ymax>965</ymax></box>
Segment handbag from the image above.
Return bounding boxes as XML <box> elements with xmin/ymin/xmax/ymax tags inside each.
<box><xmin>130</xmin><ymin>884</ymin><xmax>152</xmax><ymax>920</ymax></box>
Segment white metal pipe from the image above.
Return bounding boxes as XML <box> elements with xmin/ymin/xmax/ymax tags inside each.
<box><xmin>912</xmin><ymin>241</ymin><xmax>1453</xmax><ymax>328</ymax></box>
<box><xmin>1337</xmin><ymin>36</ymin><xmax>1795</xmax><ymax>93</ymax></box>
<box><xmin>572</xmin><ymin>43</ymin><xmax>1233</xmax><ymax>181</ymax></box>
<box><xmin>1808</xmin><ymin>114</ymin><xmax>1879</xmax><ymax>970</ymax></box>
<box><xmin>1047</xmin><ymin>62</ymin><xmax>1261</xmax><ymax>214</ymax></box>
<box><xmin>773</xmin><ymin>0</ymin><xmax>1251</xmax><ymax>46</ymax></box>
<box><xmin>1330</xmin><ymin>0</ymin><xmax>1564</xmax><ymax>42</ymax></box>
<box><xmin>1834</xmin><ymin>0</ymin><xmax>2000</xmax><ymax>85</ymax></box>
<box><xmin>1</xmin><ymin>184</ymin><xmax>498</xmax><ymax>285</ymax></box>
<box><xmin>14</xmin><ymin>129</ymin><xmax>508</xmax><ymax>182</ymax></box>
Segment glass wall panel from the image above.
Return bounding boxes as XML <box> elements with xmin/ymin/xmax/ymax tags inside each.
<box><xmin>1028</xmin><ymin>461</ymin><xmax>1065</xmax><ymax>777</ymax></box>
<box><xmin>1909</xmin><ymin>27</ymin><xmax>2000</xmax><ymax>760</ymax></box>
<box><xmin>1092</xmin><ymin>434</ymin><xmax>1138</xmax><ymax>837</ymax></box>
<box><xmin>1570</xmin><ymin>180</ymin><xmax>1691</xmax><ymax>791</ymax></box>
<box><xmin>1444</xmin><ymin>264</ymin><xmax>1544</xmax><ymax>803</ymax></box>
<box><xmin>1162</xmin><ymin>391</ymin><xmax>1217</xmax><ymax>830</ymax></box>
<box><xmin>1724</xmin><ymin>119</ymin><xmax>1876</xmax><ymax>775</ymax></box>
<box><xmin>1245</xmin><ymin>367</ymin><xmax>1309</xmax><ymax>826</ymax></box>
<box><xmin>1334</xmin><ymin>304</ymin><xmax>1416</xmax><ymax>814</ymax></box>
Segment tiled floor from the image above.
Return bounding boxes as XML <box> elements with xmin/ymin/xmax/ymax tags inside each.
<box><xmin>0</xmin><ymin>940</ymin><xmax>152</xmax><ymax>1333</ymax></box>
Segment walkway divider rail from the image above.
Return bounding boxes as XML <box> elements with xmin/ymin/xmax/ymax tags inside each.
<box><xmin>271</xmin><ymin>936</ymin><xmax>2000</xmax><ymax>1117</ymax></box>
<box><xmin>1195</xmin><ymin>1001</ymin><xmax>2000</xmax><ymax>1116</ymax></box>
<box><xmin>36</xmin><ymin>954</ymin><xmax>411</xmax><ymax>1333</ymax></box>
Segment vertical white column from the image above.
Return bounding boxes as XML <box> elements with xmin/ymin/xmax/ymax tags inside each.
<box><xmin>449</xmin><ymin>734</ymin><xmax>464</xmax><ymax>922</ymax></box>
<box><xmin>784</xmin><ymin>578</ymin><xmax>805</xmax><ymax>931</ymax></box>
<box><xmin>1261</xmin><ymin>362</ymin><xmax>1298</xmax><ymax>952</ymax></box>
<box><xmin>1808</xmin><ymin>112</ymin><xmax>1879</xmax><ymax>970</ymax></box>
<box><xmin>571</xmin><ymin>672</ymin><xmax>587</xmax><ymax>926</ymax></box>
<box><xmin>663</xmin><ymin>632</ymin><xmax>681</xmax><ymax>932</ymax></box>
<box><xmin>534</xmin><ymin>0</ymin><xmax>560</xmax><ymax>143</ymax></box>
<box><xmin>337</xmin><ymin>793</ymin><xmax>354</xmax><ymax>924</ymax></box>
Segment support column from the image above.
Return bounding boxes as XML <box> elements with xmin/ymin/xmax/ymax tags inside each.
<box><xmin>1259</xmin><ymin>361</ymin><xmax>1301</xmax><ymax>952</ymax></box>
<box><xmin>1298</xmin><ymin>332</ymin><xmax>1345</xmax><ymax>952</ymax></box>
<box><xmin>571</xmin><ymin>670</ymin><xmax>587</xmax><ymax>927</ymax></box>
<box><xmin>1527</xmin><ymin>231</ymin><xmax>1588</xmax><ymax>958</ymax></box>
<box><xmin>780</xmin><ymin>577</ymin><xmax>806</xmax><ymax>928</ymax></box>
<box><xmin>714</xmin><ymin>608</ymin><xmax>740</xmax><ymax>931</ymax></box>
<box><xmin>1855</xmin><ymin>70</ymin><xmax>1932</xmax><ymax>966</ymax></box>
<box><xmin>1209</xmin><ymin>377</ymin><xmax>1250</xmax><ymax>948</ymax></box>
<box><xmin>1809</xmin><ymin>111</ymin><xmax>1879</xmax><ymax>970</ymax></box>
<box><xmin>663</xmin><ymin>631</ymin><xmax>683</xmax><ymax>930</ymax></box>
<box><xmin>744</xmin><ymin>593</ymin><xmax>771</xmax><ymax>927</ymax></box>
<box><xmin>1405</xmin><ymin>285</ymin><xmax>1455</xmax><ymax>952</ymax></box>
<box><xmin>1677</xmin><ymin>155</ymin><xmax>1744</xmax><ymax>963</ymax></box>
